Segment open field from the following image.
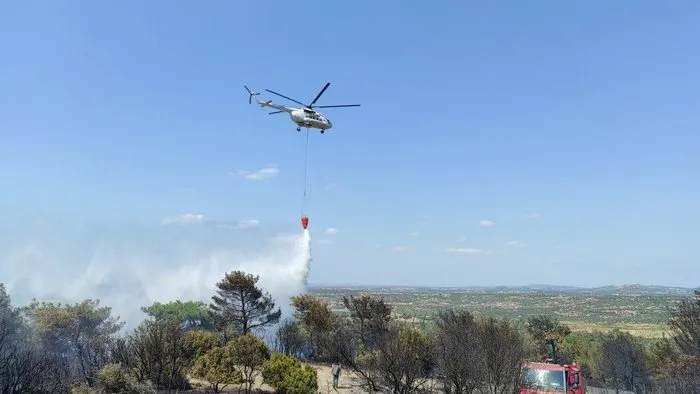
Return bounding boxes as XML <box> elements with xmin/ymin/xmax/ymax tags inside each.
<box><xmin>308</xmin><ymin>285</ymin><xmax>694</xmax><ymax>338</ymax></box>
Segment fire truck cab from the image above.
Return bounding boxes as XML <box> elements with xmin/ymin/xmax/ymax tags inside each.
<box><xmin>519</xmin><ymin>361</ymin><xmax>586</xmax><ymax>394</ymax></box>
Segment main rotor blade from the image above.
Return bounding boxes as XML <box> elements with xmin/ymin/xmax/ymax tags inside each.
<box><xmin>265</xmin><ymin>89</ymin><xmax>306</xmax><ymax>107</ymax></box>
<box><xmin>309</xmin><ymin>82</ymin><xmax>330</xmax><ymax>107</ymax></box>
<box><xmin>268</xmin><ymin>111</ymin><xmax>283</xmax><ymax>114</ymax></box>
<box><xmin>314</xmin><ymin>104</ymin><xmax>361</xmax><ymax>108</ymax></box>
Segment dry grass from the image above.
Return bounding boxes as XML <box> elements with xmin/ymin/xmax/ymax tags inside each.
<box><xmin>563</xmin><ymin>321</ymin><xmax>671</xmax><ymax>338</ymax></box>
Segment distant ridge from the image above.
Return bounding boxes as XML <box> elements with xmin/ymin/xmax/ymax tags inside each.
<box><xmin>307</xmin><ymin>283</ymin><xmax>697</xmax><ymax>297</ymax></box>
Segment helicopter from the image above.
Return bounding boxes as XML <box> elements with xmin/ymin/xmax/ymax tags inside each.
<box><xmin>244</xmin><ymin>82</ymin><xmax>360</xmax><ymax>133</ymax></box>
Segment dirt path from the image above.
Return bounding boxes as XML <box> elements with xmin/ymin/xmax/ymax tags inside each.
<box><xmin>191</xmin><ymin>363</ymin><xmax>631</xmax><ymax>394</ymax></box>
<box><xmin>188</xmin><ymin>363</ymin><xmax>367</xmax><ymax>393</ymax></box>
<box><xmin>308</xmin><ymin>363</ymin><xmax>367</xmax><ymax>394</ymax></box>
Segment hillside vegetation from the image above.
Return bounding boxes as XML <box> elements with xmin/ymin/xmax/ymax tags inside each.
<box><xmin>2</xmin><ymin>275</ymin><xmax>700</xmax><ymax>393</ymax></box>
<box><xmin>310</xmin><ymin>285</ymin><xmax>689</xmax><ymax>338</ymax></box>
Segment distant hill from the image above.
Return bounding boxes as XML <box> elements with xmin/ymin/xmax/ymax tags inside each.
<box><xmin>307</xmin><ymin>283</ymin><xmax>697</xmax><ymax>297</ymax></box>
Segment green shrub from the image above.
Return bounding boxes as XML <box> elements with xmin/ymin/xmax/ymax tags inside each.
<box><xmin>98</xmin><ymin>363</ymin><xmax>130</xmax><ymax>392</ymax></box>
<box><xmin>96</xmin><ymin>363</ymin><xmax>148</xmax><ymax>394</ymax></box>
<box><xmin>70</xmin><ymin>386</ymin><xmax>100</xmax><ymax>394</ymax></box>
<box><xmin>262</xmin><ymin>353</ymin><xmax>318</xmax><ymax>394</ymax></box>
<box><xmin>191</xmin><ymin>346</ymin><xmax>243</xmax><ymax>393</ymax></box>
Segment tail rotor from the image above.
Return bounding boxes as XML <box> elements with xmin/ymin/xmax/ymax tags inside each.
<box><xmin>244</xmin><ymin>85</ymin><xmax>259</xmax><ymax>104</ymax></box>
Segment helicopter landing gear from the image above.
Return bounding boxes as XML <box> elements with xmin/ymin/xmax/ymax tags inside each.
<box><xmin>297</xmin><ymin>127</ymin><xmax>301</xmax><ymax>132</ymax></box>
<box><xmin>320</xmin><ymin>130</ymin><xmax>325</xmax><ymax>134</ymax></box>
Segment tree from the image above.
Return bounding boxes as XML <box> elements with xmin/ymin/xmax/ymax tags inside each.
<box><xmin>129</xmin><ymin>317</ymin><xmax>190</xmax><ymax>390</ymax></box>
<box><xmin>230</xmin><ymin>333</ymin><xmax>271</xmax><ymax>394</ymax></box>
<box><xmin>558</xmin><ymin>331</ymin><xmax>604</xmax><ymax>384</ymax></box>
<box><xmin>668</xmin><ymin>289</ymin><xmax>700</xmax><ymax>356</ymax></box>
<box><xmin>0</xmin><ymin>284</ymin><xmax>66</xmax><ymax>392</ymax></box>
<box><xmin>262</xmin><ymin>353</ymin><xmax>318</xmax><ymax>394</ymax></box>
<box><xmin>478</xmin><ymin>317</ymin><xmax>528</xmax><ymax>394</ymax></box>
<box><xmin>290</xmin><ymin>294</ymin><xmax>334</xmax><ymax>359</ymax></box>
<box><xmin>0</xmin><ymin>339</ymin><xmax>65</xmax><ymax>392</ymax></box>
<box><xmin>651</xmin><ymin>353</ymin><xmax>700</xmax><ymax>393</ymax></box>
<box><xmin>357</xmin><ymin>323</ymin><xmax>435</xmax><ymax>394</ymax></box>
<box><xmin>291</xmin><ymin>295</ymin><xmax>334</xmax><ymax>333</ymax></box>
<box><xmin>209</xmin><ymin>270</ymin><xmax>281</xmax><ymax>338</ymax></box>
<box><xmin>526</xmin><ymin>315</ymin><xmax>571</xmax><ymax>362</ymax></box>
<box><xmin>433</xmin><ymin>309</ymin><xmax>484</xmax><ymax>393</ymax></box>
<box><xmin>191</xmin><ymin>345</ymin><xmax>243</xmax><ymax>394</ymax></box>
<box><xmin>0</xmin><ymin>283</ymin><xmax>19</xmax><ymax>352</ymax></box>
<box><xmin>596</xmin><ymin>330</ymin><xmax>650</xmax><ymax>393</ymax></box>
<box><xmin>142</xmin><ymin>300</ymin><xmax>214</xmax><ymax>331</ymax></box>
<box><xmin>645</xmin><ymin>337</ymin><xmax>699</xmax><ymax>393</ymax></box>
<box><xmin>318</xmin><ymin>318</ymin><xmax>382</xmax><ymax>391</ymax></box>
<box><xmin>23</xmin><ymin>298</ymin><xmax>124</xmax><ymax>387</ymax></box>
<box><xmin>658</xmin><ymin>289</ymin><xmax>700</xmax><ymax>392</ymax></box>
<box><xmin>273</xmin><ymin>318</ymin><xmax>308</xmax><ymax>358</ymax></box>
<box><xmin>342</xmin><ymin>294</ymin><xmax>392</xmax><ymax>349</ymax></box>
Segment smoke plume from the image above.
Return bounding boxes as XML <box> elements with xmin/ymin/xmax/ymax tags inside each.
<box><xmin>0</xmin><ymin>217</ymin><xmax>313</xmax><ymax>329</ymax></box>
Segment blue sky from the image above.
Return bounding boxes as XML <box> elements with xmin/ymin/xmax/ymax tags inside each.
<box><xmin>1</xmin><ymin>0</ymin><xmax>699</xmax><ymax>304</ymax></box>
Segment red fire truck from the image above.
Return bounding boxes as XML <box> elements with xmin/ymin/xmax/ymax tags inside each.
<box><xmin>519</xmin><ymin>361</ymin><xmax>586</xmax><ymax>394</ymax></box>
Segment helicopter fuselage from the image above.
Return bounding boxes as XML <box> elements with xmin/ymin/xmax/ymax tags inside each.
<box><xmin>291</xmin><ymin>109</ymin><xmax>332</xmax><ymax>131</ymax></box>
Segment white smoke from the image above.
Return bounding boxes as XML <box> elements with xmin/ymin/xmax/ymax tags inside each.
<box><xmin>234</xmin><ymin>229</ymin><xmax>313</xmax><ymax>318</ymax></box>
<box><xmin>0</xmin><ymin>218</ymin><xmax>313</xmax><ymax>330</ymax></box>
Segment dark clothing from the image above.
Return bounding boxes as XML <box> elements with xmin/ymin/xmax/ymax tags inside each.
<box><xmin>331</xmin><ymin>364</ymin><xmax>341</xmax><ymax>388</ymax></box>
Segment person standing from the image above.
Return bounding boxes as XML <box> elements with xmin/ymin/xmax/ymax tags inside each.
<box><xmin>331</xmin><ymin>362</ymin><xmax>341</xmax><ymax>389</ymax></box>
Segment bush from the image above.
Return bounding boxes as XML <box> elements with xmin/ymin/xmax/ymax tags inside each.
<box><xmin>70</xmin><ymin>386</ymin><xmax>100</xmax><ymax>394</ymax></box>
<box><xmin>262</xmin><ymin>353</ymin><xmax>318</xmax><ymax>394</ymax></box>
<box><xmin>181</xmin><ymin>329</ymin><xmax>221</xmax><ymax>365</ymax></box>
<box><xmin>97</xmin><ymin>363</ymin><xmax>130</xmax><ymax>392</ymax></box>
<box><xmin>96</xmin><ymin>363</ymin><xmax>148</xmax><ymax>394</ymax></box>
<box><xmin>191</xmin><ymin>346</ymin><xmax>243</xmax><ymax>393</ymax></box>
<box><xmin>230</xmin><ymin>333</ymin><xmax>270</xmax><ymax>394</ymax></box>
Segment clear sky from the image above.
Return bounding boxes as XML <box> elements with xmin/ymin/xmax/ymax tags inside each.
<box><xmin>2</xmin><ymin>0</ymin><xmax>699</xmax><ymax>304</ymax></box>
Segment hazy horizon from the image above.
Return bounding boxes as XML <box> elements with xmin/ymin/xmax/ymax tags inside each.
<box><xmin>306</xmin><ymin>282</ymin><xmax>698</xmax><ymax>289</ymax></box>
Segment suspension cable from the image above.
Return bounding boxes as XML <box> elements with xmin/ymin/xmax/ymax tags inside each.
<box><xmin>301</xmin><ymin>128</ymin><xmax>310</xmax><ymax>215</ymax></box>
